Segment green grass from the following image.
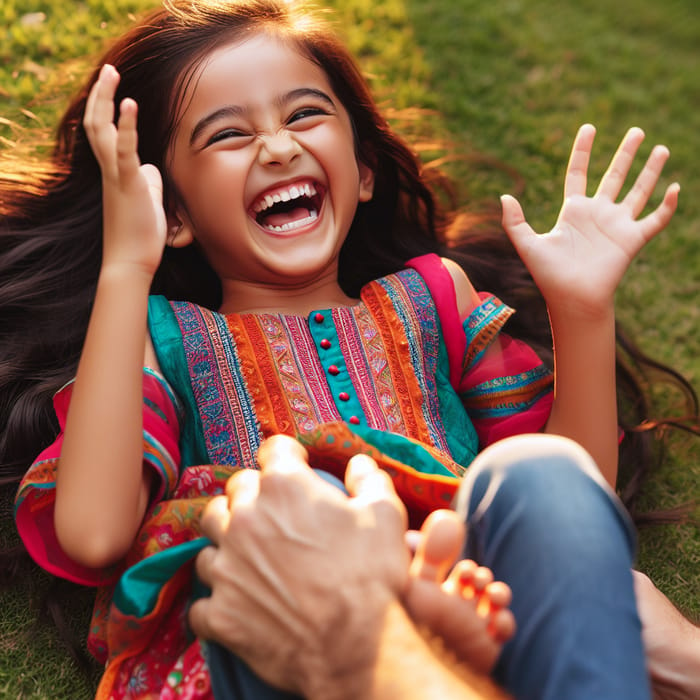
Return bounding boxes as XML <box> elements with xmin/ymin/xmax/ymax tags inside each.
<box><xmin>2</xmin><ymin>0</ymin><xmax>699</xmax><ymax>696</ymax></box>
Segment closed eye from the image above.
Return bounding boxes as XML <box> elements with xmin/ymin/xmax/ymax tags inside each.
<box><xmin>287</xmin><ymin>107</ymin><xmax>328</xmax><ymax>125</ymax></box>
<box><xmin>206</xmin><ymin>128</ymin><xmax>251</xmax><ymax>146</ymax></box>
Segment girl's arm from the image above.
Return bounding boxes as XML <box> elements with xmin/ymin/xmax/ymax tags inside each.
<box><xmin>500</xmin><ymin>125</ymin><xmax>678</xmax><ymax>486</ymax></box>
<box><xmin>54</xmin><ymin>65</ymin><xmax>168</xmax><ymax>568</ymax></box>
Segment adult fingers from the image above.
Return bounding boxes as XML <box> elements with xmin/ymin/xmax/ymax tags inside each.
<box><xmin>188</xmin><ymin>596</ymin><xmax>216</xmax><ymax>642</ymax></box>
<box><xmin>256</xmin><ymin>434</ymin><xmax>310</xmax><ymax>475</ymax></box>
<box><xmin>223</xmin><ymin>467</ymin><xmax>261</xmax><ymax>506</ymax></box>
<box><xmin>193</xmin><ymin>543</ymin><xmax>217</xmax><ymax>588</ymax></box>
<box><xmin>345</xmin><ymin>454</ymin><xmax>407</xmax><ymax>528</ymax></box>
<box><xmin>344</xmin><ymin>453</ymin><xmax>394</xmax><ymax>499</ymax></box>
<box><xmin>254</xmin><ymin>434</ymin><xmax>339</xmax><ymax>506</ymax></box>
<box><xmin>199</xmin><ymin>494</ymin><xmax>232</xmax><ymax>544</ymax></box>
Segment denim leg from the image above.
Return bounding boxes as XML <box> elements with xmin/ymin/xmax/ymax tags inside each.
<box><xmin>454</xmin><ymin>434</ymin><xmax>651</xmax><ymax>700</ymax></box>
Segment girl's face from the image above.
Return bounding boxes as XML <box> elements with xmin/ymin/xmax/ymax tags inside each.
<box><xmin>167</xmin><ymin>33</ymin><xmax>375</xmax><ymax>305</ymax></box>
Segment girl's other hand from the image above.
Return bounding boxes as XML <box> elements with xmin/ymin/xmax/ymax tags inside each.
<box><xmin>83</xmin><ymin>64</ymin><xmax>168</xmax><ymax>277</ymax></box>
<box><xmin>501</xmin><ymin>124</ymin><xmax>679</xmax><ymax>319</ymax></box>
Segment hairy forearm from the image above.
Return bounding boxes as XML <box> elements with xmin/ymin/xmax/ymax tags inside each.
<box><xmin>303</xmin><ymin>601</ymin><xmax>501</xmax><ymax>700</ymax></box>
<box><xmin>55</xmin><ymin>264</ymin><xmax>152</xmax><ymax>567</ymax></box>
<box><xmin>544</xmin><ymin>304</ymin><xmax>618</xmax><ymax>486</ymax></box>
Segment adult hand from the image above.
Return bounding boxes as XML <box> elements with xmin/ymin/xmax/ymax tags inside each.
<box><xmin>501</xmin><ymin>124</ymin><xmax>679</xmax><ymax>319</ymax></box>
<box><xmin>189</xmin><ymin>435</ymin><xmax>410</xmax><ymax>699</ymax></box>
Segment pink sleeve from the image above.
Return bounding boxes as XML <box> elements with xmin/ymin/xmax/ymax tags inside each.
<box><xmin>406</xmin><ymin>254</ymin><xmax>553</xmax><ymax>449</ymax></box>
<box><xmin>14</xmin><ymin>370</ymin><xmax>182</xmax><ymax>586</ymax></box>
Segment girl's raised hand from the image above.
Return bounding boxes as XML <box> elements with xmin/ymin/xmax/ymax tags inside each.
<box><xmin>501</xmin><ymin>124</ymin><xmax>679</xmax><ymax>319</ymax></box>
<box><xmin>83</xmin><ymin>64</ymin><xmax>168</xmax><ymax>277</ymax></box>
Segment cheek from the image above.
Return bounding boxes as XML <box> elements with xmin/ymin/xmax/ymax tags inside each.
<box><xmin>178</xmin><ymin>156</ymin><xmax>250</xmax><ymax>211</ymax></box>
<box><xmin>301</xmin><ymin>122</ymin><xmax>358</xmax><ymax>162</ymax></box>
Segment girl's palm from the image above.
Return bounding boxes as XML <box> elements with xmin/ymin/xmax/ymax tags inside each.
<box><xmin>502</xmin><ymin>125</ymin><xmax>679</xmax><ymax>316</ymax></box>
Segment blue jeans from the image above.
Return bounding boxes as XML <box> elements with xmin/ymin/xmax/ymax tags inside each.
<box><xmin>454</xmin><ymin>434</ymin><xmax>651</xmax><ymax>700</ymax></box>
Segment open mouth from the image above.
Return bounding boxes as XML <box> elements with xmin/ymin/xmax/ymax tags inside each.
<box><xmin>251</xmin><ymin>180</ymin><xmax>324</xmax><ymax>233</ymax></box>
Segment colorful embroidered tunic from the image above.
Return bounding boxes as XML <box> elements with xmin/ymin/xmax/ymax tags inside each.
<box><xmin>15</xmin><ymin>255</ymin><xmax>553</xmax><ymax>699</ymax></box>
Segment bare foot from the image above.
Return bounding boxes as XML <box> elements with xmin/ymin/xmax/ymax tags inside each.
<box><xmin>634</xmin><ymin>570</ymin><xmax>700</xmax><ymax>700</ymax></box>
<box><xmin>403</xmin><ymin>509</ymin><xmax>516</xmax><ymax>675</ymax></box>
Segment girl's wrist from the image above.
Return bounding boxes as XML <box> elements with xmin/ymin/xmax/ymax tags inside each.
<box><xmin>547</xmin><ymin>299</ymin><xmax>615</xmax><ymax>329</ymax></box>
<box><xmin>99</xmin><ymin>259</ymin><xmax>157</xmax><ymax>289</ymax></box>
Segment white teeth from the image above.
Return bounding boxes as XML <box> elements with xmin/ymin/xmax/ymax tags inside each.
<box><xmin>254</xmin><ymin>182</ymin><xmax>319</xmax><ymax>212</ymax></box>
<box><xmin>264</xmin><ymin>209</ymin><xmax>318</xmax><ymax>233</ymax></box>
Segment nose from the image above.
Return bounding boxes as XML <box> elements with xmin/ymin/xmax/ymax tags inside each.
<box><xmin>257</xmin><ymin>130</ymin><xmax>302</xmax><ymax>167</ymax></box>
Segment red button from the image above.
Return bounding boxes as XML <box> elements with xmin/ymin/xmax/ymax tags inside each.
<box><xmin>314</xmin><ymin>312</ymin><xmax>325</xmax><ymax>323</ymax></box>
<box><xmin>320</xmin><ymin>338</ymin><xmax>331</xmax><ymax>349</ymax></box>
<box><xmin>349</xmin><ymin>415</ymin><xmax>360</xmax><ymax>425</ymax></box>
<box><xmin>338</xmin><ymin>392</ymin><xmax>350</xmax><ymax>401</ymax></box>
<box><xmin>328</xmin><ymin>364</ymin><xmax>340</xmax><ymax>375</ymax></box>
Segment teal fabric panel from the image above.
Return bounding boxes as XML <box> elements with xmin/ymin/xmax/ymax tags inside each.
<box><xmin>147</xmin><ymin>295</ymin><xmax>209</xmax><ymax>467</ymax></box>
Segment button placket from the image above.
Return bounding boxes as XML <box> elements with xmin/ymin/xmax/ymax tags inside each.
<box><xmin>309</xmin><ymin>308</ymin><xmax>365</xmax><ymax>427</ymax></box>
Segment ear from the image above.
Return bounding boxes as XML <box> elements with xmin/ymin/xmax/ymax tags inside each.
<box><xmin>166</xmin><ymin>213</ymin><xmax>195</xmax><ymax>248</ymax></box>
<box><xmin>358</xmin><ymin>161</ymin><xmax>375</xmax><ymax>202</ymax></box>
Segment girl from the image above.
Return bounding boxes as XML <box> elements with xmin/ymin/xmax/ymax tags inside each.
<box><xmin>1</xmin><ymin>0</ymin><xmax>695</xmax><ymax>697</ymax></box>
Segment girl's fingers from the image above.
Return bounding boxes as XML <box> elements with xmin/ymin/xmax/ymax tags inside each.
<box><xmin>637</xmin><ymin>182</ymin><xmax>680</xmax><ymax>243</ymax></box>
<box><xmin>501</xmin><ymin>194</ymin><xmax>536</xmax><ymax>262</ymax></box>
<box><xmin>563</xmin><ymin>124</ymin><xmax>596</xmax><ymax>199</ymax></box>
<box><xmin>84</xmin><ymin>65</ymin><xmax>133</xmax><ymax>180</ymax></box>
<box><xmin>116</xmin><ymin>98</ymin><xmax>141</xmax><ymax>181</ymax></box>
<box><xmin>595</xmin><ymin>127</ymin><xmax>645</xmax><ymax>202</ymax></box>
<box><xmin>84</xmin><ymin>65</ymin><xmax>118</xmax><ymax>137</ymax></box>
<box><xmin>623</xmin><ymin>144</ymin><xmax>671</xmax><ymax>219</ymax></box>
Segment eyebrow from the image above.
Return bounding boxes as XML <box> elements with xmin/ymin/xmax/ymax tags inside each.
<box><xmin>189</xmin><ymin>87</ymin><xmax>336</xmax><ymax>146</ymax></box>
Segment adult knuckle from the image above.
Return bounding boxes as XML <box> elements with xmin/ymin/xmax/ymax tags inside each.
<box><xmin>229</xmin><ymin>501</ymin><xmax>256</xmax><ymax>530</ymax></box>
<box><xmin>371</xmin><ymin>494</ymin><xmax>405</xmax><ymax>528</ymax></box>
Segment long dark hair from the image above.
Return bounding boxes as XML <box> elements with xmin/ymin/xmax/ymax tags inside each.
<box><xmin>1</xmin><ymin>0</ymin><xmax>698</xmax><ymax>681</ymax></box>
<box><xmin>0</xmin><ymin>0</ymin><xmax>448</xmax><ymax>486</ymax></box>
<box><xmin>1</xmin><ymin>0</ymin><xmax>698</xmax><ymax>514</ymax></box>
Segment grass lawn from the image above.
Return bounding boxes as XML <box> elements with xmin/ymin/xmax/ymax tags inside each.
<box><xmin>2</xmin><ymin>0</ymin><xmax>698</xmax><ymax>696</ymax></box>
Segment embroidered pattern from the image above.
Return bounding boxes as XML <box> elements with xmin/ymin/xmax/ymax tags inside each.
<box><xmin>461</xmin><ymin>364</ymin><xmax>554</xmax><ymax>419</ymax></box>
<box><xmin>171</xmin><ymin>271</ymin><xmax>459</xmax><ymax>461</ymax></box>
<box><xmin>15</xmin><ymin>265</ymin><xmax>554</xmax><ymax>700</ymax></box>
<box><xmin>463</xmin><ymin>294</ymin><xmax>515</xmax><ymax>371</ymax></box>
